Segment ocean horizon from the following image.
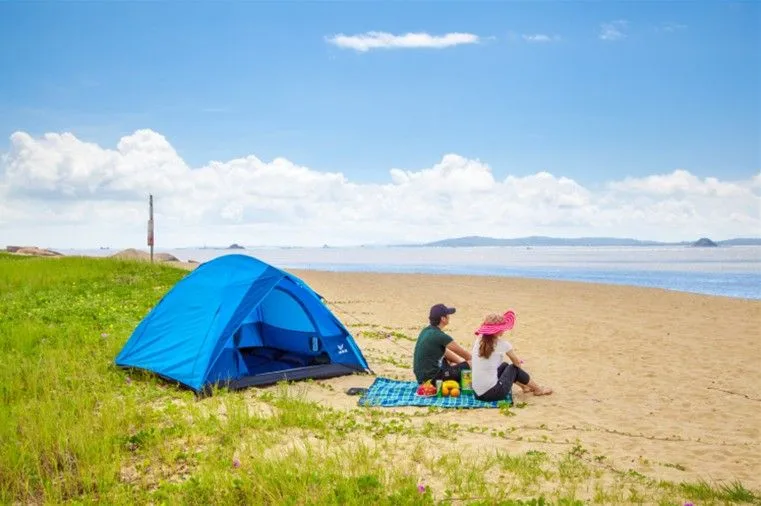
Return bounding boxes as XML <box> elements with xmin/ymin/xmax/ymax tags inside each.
<box><xmin>60</xmin><ymin>245</ymin><xmax>761</xmax><ymax>301</ymax></box>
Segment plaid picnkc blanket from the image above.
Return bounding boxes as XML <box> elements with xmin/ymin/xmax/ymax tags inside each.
<box><xmin>357</xmin><ymin>377</ymin><xmax>510</xmax><ymax>408</ymax></box>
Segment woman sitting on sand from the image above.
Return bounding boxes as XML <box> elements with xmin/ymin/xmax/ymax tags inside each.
<box><xmin>471</xmin><ymin>311</ymin><xmax>553</xmax><ymax>402</ymax></box>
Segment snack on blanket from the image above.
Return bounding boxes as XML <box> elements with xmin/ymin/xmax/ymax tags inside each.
<box><xmin>416</xmin><ymin>381</ymin><xmax>437</xmax><ymax>396</ymax></box>
<box><xmin>441</xmin><ymin>380</ymin><xmax>460</xmax><ymax>397</ymax></box>
<box><xmin>460</xmin><ymin>369</ymin><xmax>473</xmax><ymax>392</ymax></box>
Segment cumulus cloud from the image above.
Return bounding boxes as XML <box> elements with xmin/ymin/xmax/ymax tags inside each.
<box><xmin>521</xmin><ymin>34</ymin><xmax>561</xmax><ymax>43</ymax></box>
<box><xmin>0</xmin><ymin>129</ymin><xmax>758</xmax><ymax>248</ymax></box>
<box><xmin>326</xmin><ymin>31</ymin><xmax>481</xmax><ymax>52</ymax></box>
<box><xmin>4</xmin><ymin>130</ymin><xmax>187</xmax><ymax>200</ymax></box>
<box><xmin>599</xmin><ymin>20</ymin><xmax>628</xmax><ymax>41</ymax></box>
<box><xmin>608</xmin><ymin>169</ymin><xmax>750</xmax><ymax>198</ymax></box>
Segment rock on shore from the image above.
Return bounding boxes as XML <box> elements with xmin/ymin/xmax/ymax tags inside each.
<box><xmin>110</xmin><ymin>249</ymin><xmax>180</xmax><ymax>262</ymax></box>
<box><xmin>6</xmin><ymin>246</ymin><xmax>63</xmax><ymax>257</ymax></box>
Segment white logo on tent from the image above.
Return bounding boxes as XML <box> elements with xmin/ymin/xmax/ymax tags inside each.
<box><xmin>337</xmin><ymin>344</ymin><xmax>349</xmax><ymax>355</ymax></box>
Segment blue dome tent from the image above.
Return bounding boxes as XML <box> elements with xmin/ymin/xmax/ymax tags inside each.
<box><xmin>115</xmin><ymin>254</ymin><xmax>371</xmax><ymax>393</ymax></box>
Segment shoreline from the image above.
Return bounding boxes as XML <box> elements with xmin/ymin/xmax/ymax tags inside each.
<box><xmin>9</xmin><ymin>246</ymin><xmax>761</xmax><ymax>300</ymax></box>
<box><xmin>164</xmin><ymin>258</ymin><xmax>761</xmax><ymax>302</ymax></box>
<box><xmin>62</xmin><ymin>244</ymin><xmax>761</xmax><ymax>301</ymax></box>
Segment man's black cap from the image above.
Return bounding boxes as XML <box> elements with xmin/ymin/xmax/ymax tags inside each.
<box><xmin>429</xmin><ymin>303</ymin><xmax>456</xmax><ymax>319</ymax></box>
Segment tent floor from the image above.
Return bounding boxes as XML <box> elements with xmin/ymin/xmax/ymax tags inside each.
<box><xmin>220</xmin><ymin>363</ymin><xmax>364</xmax><ymax>390</ymax></box>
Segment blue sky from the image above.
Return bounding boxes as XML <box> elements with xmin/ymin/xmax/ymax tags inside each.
<box><xmin>1</xmin><ymin>1</ymin><xmax>758</xmax><ymax>185</ymax></box>
<box><xmin>0</xmin><ymin>1</ymin><xmax>759</xmax><ymax>248</ymax></box>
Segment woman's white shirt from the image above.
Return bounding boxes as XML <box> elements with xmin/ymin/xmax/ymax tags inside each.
<box><xmin>471</xmin><ymin>338</ymin><xmax>513</xmax><ymax>395</ymax></box>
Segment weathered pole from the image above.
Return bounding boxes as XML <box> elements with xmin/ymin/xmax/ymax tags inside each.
<box><xmin>148</xmin><ymin>194</ymin><xmax>154</xmax><ymax>263</ymax></box>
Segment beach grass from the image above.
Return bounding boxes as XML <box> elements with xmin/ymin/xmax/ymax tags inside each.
<box><xmin>1</xmin><ymin>252</ymin><xmax>759</xmax><ymax>505</ymax></box>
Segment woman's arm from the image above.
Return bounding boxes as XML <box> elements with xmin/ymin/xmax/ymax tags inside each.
<box><xmin>506</xmin><ymin>349</ymin><xmax>522</xmax><ymax>367</ymax></box>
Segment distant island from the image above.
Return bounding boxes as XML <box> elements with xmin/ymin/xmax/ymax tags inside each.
<box><xmin>691</xmin><ymin>238</ymin><xmax>718</xmax><ymax>247</ymax></box>
<box><xmin>398</xmin><ymin>236</ymin><xmax>761</xmax><ymax>248</ymax></box>
<box><xmin>227</xmin><ymin>243</ymin><xmax>245</xmax><ymax>250</ymax></box>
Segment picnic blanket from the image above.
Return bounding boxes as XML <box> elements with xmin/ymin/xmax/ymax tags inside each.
<box><xmin>357</xmin><ymin>377</ymin><xmax>511</xmax><ymax>408</ymax></box>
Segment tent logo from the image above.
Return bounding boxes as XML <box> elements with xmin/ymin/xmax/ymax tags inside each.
<box><xmin>337</xmin><ymin>344</ymin><xmax>349</xmax><ymax>355</ymax></box>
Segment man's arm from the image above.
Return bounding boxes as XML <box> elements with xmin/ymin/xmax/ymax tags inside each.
<box><xmin>446</xmin><ymin>341</ymin><xmax>472</xmax><ymax>366</ymax></box>
<box><xmin>443</xmin><ymin>348</ymin><xmax>463</xmax><ymax>365</ymax></box>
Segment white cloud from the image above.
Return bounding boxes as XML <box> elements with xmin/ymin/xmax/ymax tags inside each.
<box><xmin>521</xmin><ymin>34</ymin><xmax>561</xmax><ymax>43</ymax></box>
<box><xmin>657</xmin><ymin>22</ymin><xmax>687</xmax><ymax>33</ymax></box>
<box><xmin>599</xmin><ymin>20</ymin><xmax>628</xmax><ymax>41</ymax></box>
<box><xmin>0</xmin><ymin>129</ymin><xmax>759</xmax><ymax>248</ymax></box>
<box><xmin>326</xmin><ymin>31</ymin><xmax>481</xmax><ymax>52</ymax></box>
<box><xmin>3</xmin><ymin>130</ymin><xmax>187</xmax><ymax>200</ymax></box>
<box><xmin>608</xmin><ymin>169</ymin><xmax>750</xmax><ymax>198</ymax></box>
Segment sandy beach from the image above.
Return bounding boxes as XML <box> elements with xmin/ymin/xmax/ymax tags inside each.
<box><xmin>259</xmin><ymin>268</ymin><xmax>761</xmax><ymax>491</ymax></box>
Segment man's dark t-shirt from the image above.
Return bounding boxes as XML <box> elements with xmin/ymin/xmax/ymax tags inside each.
<box><xmin>413</xmin><ymin>325</ymin><xmax>454</xmax><ymax>384</ymax></box>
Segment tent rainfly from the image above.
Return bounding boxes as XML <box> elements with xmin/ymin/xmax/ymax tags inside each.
<box><xmin>115</xmin><ymin>254</ymin><xmax>371</xmax><ymax>393</ymax></box>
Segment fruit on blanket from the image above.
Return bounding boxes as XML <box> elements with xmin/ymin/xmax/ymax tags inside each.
<box><xmin>440</xmin><ymin>380</ymin><xmax>461</xmax><ymax>397</ymax></box>
<box><xmin>450</xmin><ymin>388</ymin><xmax>460</xmax><ymax>397</ymax></box>
<box><xmin>416</xmin><ymin>382</ymin><xmax>437</xmax><ymax>396</ymax></box>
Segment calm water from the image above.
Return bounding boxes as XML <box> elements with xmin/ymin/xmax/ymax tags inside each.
<box><xmin>62</xmin><ymin>245</ymin><xmax>761</xmax><ymax>300</ymax></box>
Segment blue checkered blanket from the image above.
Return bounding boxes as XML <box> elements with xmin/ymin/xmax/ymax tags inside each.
<box><xmin>357</xmin><ymin>377</ymin><xmax>510</xmax><ymax>408</ymax></box>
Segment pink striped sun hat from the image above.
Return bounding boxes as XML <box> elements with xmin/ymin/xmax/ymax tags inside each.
<box><xmin>474</xmin><ymin>310</ymin><xmax>516</xmax><ymax>335</ymax></box>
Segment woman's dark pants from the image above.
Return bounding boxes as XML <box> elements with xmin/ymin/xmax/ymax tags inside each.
<box><xmin>474</xmin><ymin>363</ymin><xmax>530</xmax><ymax>402</ymax></box>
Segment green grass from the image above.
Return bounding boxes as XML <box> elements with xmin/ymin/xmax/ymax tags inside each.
<box><xmin>1</xmin><ymin>252</ymin><xmax>760</xmax><ymax>505</ymax></box>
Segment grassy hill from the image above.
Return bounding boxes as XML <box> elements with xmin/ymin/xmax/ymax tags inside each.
<box><xmin>1</xmin><ymin>253</ymin><xmax>758</xmax><ymax>504</ymax></box>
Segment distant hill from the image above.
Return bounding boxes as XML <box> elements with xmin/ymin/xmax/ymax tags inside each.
<box><xmin>406</xmin><ymin>236</ymin><xmax>761</xmax><ymax>248</ymax></box>
<box><xmin>717</xmin><ymin>238</ymin><xmax>761</xmax><ymax>246</ymax></box>
<box><xmin>692</xmin><ymin>238</ymin><xmax>718</xmax><ymax>247</ymax></box>
<box><xmin>418</xmin><ymin>236</ymin><xmax>666</xmax><ymax>247</ymax></box>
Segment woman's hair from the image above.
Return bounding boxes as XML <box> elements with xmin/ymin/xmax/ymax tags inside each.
<box><xmin>478</xmin><ymin>313</ymin><xmax>503</xmax><ymax>359</ymax></box>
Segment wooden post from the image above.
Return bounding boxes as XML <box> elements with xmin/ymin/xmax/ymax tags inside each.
<box><xmin>147</xmin><ymin>194</ymin><xmax>154</xmax><ymax>263</ymax></box>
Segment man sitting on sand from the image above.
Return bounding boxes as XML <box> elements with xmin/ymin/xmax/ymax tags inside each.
<box><xmin>412</xmin><ymin>303</ymin><xmax>473</xmax><ymax>385</ymax></box>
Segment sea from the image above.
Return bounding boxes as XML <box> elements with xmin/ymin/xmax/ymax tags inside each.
<box><xmin>60</xmin><ymin>245</ymin><xmax>761</xmax><ymax>301</ymax></box>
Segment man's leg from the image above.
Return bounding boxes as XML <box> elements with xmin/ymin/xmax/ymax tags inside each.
<box><xmin>440</xmin><ymin>361</ymin><xmax>469</xmax><ymax>383</ymax></box>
